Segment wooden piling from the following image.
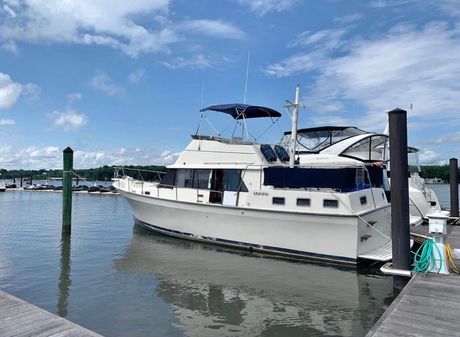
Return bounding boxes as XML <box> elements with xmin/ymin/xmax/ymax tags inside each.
<box><xmin>450</xmin><ymin>158</ymin><xmax>459</xmax><ymax>218</ymax></box>
<box><xmin>62</xmin><ymin>147</ymin><xmax>73</xmax><ymax>234</ymax></box>
<box><xmin>388</xmin><ymin>109</ymin><xmax>411</xmax><ymax>285</ymax></box>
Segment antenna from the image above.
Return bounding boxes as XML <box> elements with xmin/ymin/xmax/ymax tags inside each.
<box><xmin>200</xmin><ymin>80</ymin><xmax>205</xmax><ymax>111</ymax></box>
<box><xmin>243</xmin><ymin>51</ymin><xmax>250</xmax><ymax>103</ymax></box>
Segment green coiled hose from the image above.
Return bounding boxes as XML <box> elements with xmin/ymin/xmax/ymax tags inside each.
<box><xmin>413</xmin><ymin>238</ymin><xmax>443</xmax><ymax>273</ymax></box>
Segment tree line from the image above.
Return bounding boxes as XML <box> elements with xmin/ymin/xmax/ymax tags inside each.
<box><xmin>0</xmin><ymin>165</ymin><xmax>167</xmax><ymax>182</ymax></box>
<box><xmin>0</xmin><ymin>164</ymin><xmax>458</xmax><ymax>183</ymax></box>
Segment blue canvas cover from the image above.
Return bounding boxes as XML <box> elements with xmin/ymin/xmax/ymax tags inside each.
<box><xmin>200</xmin><ymin>104</ymin><xmax>282</xmax><ymax>119</ymax></box>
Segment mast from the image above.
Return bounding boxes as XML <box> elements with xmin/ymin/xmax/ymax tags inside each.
<box><xmin>289</xmin><ymin>85</ymin><xmax>300</xmax><ymax>168</ymax></box>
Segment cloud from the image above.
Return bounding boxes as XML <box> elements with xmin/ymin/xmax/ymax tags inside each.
<box><xmin>438</xmin><ymin>0</ymin><xmax>460</xmax><ymax>17</ymax></box>
<box><xmin>1</xmin><ymin>40</ymin><xmax>18</xmax><ymax>53</ymax></box>
<box><xmin>0</xmin><ymin>119</ymin><xmax>15</xmax><ymax>126</ymax></box>
<box><xmin>89</xmin><ymin>72</ymin><xmax>122</xmax><ymax>96</ymax></box>
<box><xmin>161</xmin><ymin>54</ymin><xmax>213</xmax><ymax>69</ymax></box>
<box><xmin>288</xmin><ymin>28</ymin><xmax>347</xmax><ymax>49</ymax></box>
<box><xmin>264</xmin><ymin>50</ymin><xmax>327</xmax><ymax>77</ymax></box>
<box><xmin>74</xmin><ymin>147</ymin><xmax>180</xmax><ymax>169</ymax></box>
<box><xmin>418</xmin><ymin>149</ymin><xmax>441</xmax><ymax>164</ymax></box>
<box><xmin>0</xmin><ymin>0</ymin><xmax>178</xmax><ymax>57</ymax></box>
<box><xmin>178</xmin><ymin>20</ymin><xmax>245</xmax><ymax>40</ymax></box>
<box><xmin>23</xmin><ymin>83</ymin><xmax>40</xmax><ymax>104</ymax></box>
<box><xmin>0</xmin><ymin>144</ymin><xmax>179</xmax><ymax>169</ymax></box>
<box><xmin>128</xmin><ymin>68</ymin><xmax>146</xmax><ymax>83</ymax></box>
<box><xmin>234</xmin><ymin>0</ymin><xmax>298</xmax><ymax>16</ymax></box>
<box><xmin>369</xmin><ymin>0</ymin><xmax>417</xmax><ymax>8</ymax></box>
<box><xmin>67</xmin><ymin>92</ymin><xmax>82</xmax><ymax>103</ymax></box>
<box><xmin>0</xmin><ymin>72</ymin><xmax>23</xmax><ymax>108</ymax></box>
<box><xmin>51</xmin><ymin>109</ymin><xmax>88</xmax><ymax>131</ymax></box>
<box><xmin>265</xmin><ymin>22</ymin><xmax>460</xmax><ymax>129</ymax></box>
<box><xmin>334</xmin><ymin>14</ymin><xmax>363</xmax><ymax>24</ymax></box>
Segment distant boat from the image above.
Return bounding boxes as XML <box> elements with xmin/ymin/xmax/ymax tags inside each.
<box><xmin>0</xmin><ymin>180</ymin><xmax>5</xmax><ymax>192</ymax></box>
<box><xmin>425</xmin><ymin>177</ymin><xmax>445</xmax><ymax>184</ymax></box>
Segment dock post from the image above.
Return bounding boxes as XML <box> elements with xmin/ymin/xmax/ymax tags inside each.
<box><xmin>62</xmin><ymin>147</ymin><xmax>73</xmax><ymax>234</ymax></box>
<box><xmin>450</xmin><ymin>158</ymin><xmax>459</xmax><ymax>218</ymax></box>
<box><xmin>388</xmin><ymin>108</ymin><xmax>411</xmax><ymax>290</ymax></box>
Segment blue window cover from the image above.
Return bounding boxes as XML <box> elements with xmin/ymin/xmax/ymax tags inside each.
<box><xmin>261</xmin><ymin>144</ymin><xmax>277</xmax><ymax>162</ymax></box>
<box><xmin>200</xmin><ymin>104</ymin><xmax>282</xmax><ymax>119</ymax></box>
<box><xmin>263</xmin><ymin>167</ymin><xmax>363</xmax><ymax>192</ymax></box>
<box><xmin>274</xmin><ymin>145</ymin><xmax>290</xmax><ymax>162</ymax></box>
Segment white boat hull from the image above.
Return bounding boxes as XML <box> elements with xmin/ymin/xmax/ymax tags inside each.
<box><xmin>118</xmin><ymin>189</ymin><xmax>391</xmax><ymax>265</ymax></box>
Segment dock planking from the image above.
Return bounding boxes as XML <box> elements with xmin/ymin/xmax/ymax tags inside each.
<box><xmin>365</xmin><ymin>273</ymin><xmax>460</xmax><ymax>337</ymax></box>
<box><xmin>0</xmin><ymin>290</ymin><xmax>103</xmax><ymax>337</ymax></box>
<box><xmin>367</xmin><ymin>225</ymin><xmax>460</xmax><ymax>337</ymax></box>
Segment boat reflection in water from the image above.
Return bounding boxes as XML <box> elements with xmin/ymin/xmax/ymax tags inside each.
<box><xmin>114</xmin><ymin>223</ymin><xmax>394</xmax><ymax>337</ymax></box>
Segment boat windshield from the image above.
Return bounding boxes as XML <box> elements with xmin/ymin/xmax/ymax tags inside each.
<box><xmin>282</xmin><ymin>126</ymin><xmax>367</xmax><ymax>152</ymax></box>
<box><xmin>408</xmin><ymin>147</ymin><xmax>421</xmax><ymax>174</ymax></box>
<box><xmin>341</xmin><ymin>135</ymin><xmax>388</xmax><ymax>162</ymax></box>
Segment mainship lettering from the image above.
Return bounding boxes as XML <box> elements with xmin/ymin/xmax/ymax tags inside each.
<box><xmin>253</xmin><ymin>191</ymin><xmax>269</xmax><ymax>196</ymax></box>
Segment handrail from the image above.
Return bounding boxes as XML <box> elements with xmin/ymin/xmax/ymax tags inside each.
<box><xmin>113</xmin><ymin>166</ymin><xmax>166</xmax><ymax>183</ymax></box>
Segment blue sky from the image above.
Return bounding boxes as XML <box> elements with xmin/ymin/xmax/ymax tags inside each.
<box><xmin>1</xmin><ymin>0</ymin><xmax>460</xmax><ymax>169</ymax></box>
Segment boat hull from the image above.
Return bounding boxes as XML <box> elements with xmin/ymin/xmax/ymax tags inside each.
<box><xmin>118</xmin><ymin>189</ymin><xmax>391</xmax><ymax>265</ymax></box>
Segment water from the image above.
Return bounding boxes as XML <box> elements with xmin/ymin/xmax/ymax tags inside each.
<box><xmin>0</xmin><ymin>191</ymin><xmax>394</xmax><ymax>337</ymax></box>
<box><xmin>427</xmin><ymin>183</ymin><xmax>459</xmax><ymax>208</ymax></box>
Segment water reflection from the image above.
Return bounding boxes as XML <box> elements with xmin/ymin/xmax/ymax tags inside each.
<box><xmin>58</xmin><ymin>233</ymin><xmax>71</xmax><ymax>317</ymax></box>
<box><xmin>115</xmin><ymin>225</ymin><xmax>394</xmax><ymax>337</ymax></box>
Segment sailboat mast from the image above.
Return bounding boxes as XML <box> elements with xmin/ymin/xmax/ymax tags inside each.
<box><xmin>289</xmin><ymin>85</ymin><xmax>300</xmax><ymax>168</ymax></box>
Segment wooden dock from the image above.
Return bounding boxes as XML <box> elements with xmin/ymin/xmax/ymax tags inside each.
<box><xmin>0</xmin><ymin>290</ymin><xmax>102</xmax><ymax>337</ymax></box>
<box><xmin>366</xmin><ymin>273</ymin><xmax>460</xmax><ymax>337</ymax></box>
<box><xmin>367</xmin><ymin>225</ymin><xmax>460</xmax><ymax>337</ymax></box>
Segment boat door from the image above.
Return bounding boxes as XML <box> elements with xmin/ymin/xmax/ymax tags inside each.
<box><xmin>209</xmin><ymin>169</ymin><xmax>224</xmax><ymax>204</ymax></box>
<box><xmin>222</xmin><ymin>170</ymin><xmax>241</xmax><ymax>206</ymax></box>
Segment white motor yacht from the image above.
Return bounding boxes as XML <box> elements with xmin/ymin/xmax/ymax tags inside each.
<box><xmin>0</xmin><ymin>180</ymin><xmax>5</xmax><ymax>192</ymax></box>
<box><xmin>114</xmin><ymin>104</ymin><xmax>392</xmax><ymax>264</ymax></box>
<box><xmin>281</xmin><ymin>126</ymin><xmax>442</xmax><ymax>222</ymax></box>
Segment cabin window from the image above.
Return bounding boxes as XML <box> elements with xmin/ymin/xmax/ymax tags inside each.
<box><xmin>297</xmin><ymin>198</ymin><xmax>310</xmax><ymax>206</ymax></box>
<box><xmin>360</xmin><ymin>196</ymin><xmax>367</xmax><ymax>205</ymax></box>
<box><xmin>323</xmin><ymin>199</ymin><xmax>338</xmax><ymax>208</ymax></box>
<box><xmin>144</xmin><ymin>191</ymin><xmax>150</xmax><ymax>195</ymax></box>
<box><xmin>225</xmin><ymin>169</ymin><xmax>248</xmax><ymax>192</ymax></box>
<box><xmin>175</xmin><ymin>169</ymin><xmax>194</xmax><ymax>188</ymax></box>
<box><xmin>273</xmin><ymin>197</ymin><xmax>285</xmax><ymax>205</ymax></box>
<box><xmin>159</xmin><ymin>169</ymin><xmax>176</xmax><ymax>188</ymax></box>
<box><xmin>193</xmin><ymin>169</ymin><xmax>211</xmax><ymax>189</ymax></box>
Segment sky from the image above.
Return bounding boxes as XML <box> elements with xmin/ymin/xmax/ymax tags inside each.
<box><xmin>1</xmin><ymin>0</ymin><xmax>460</xmax><ymax>169</ymax></box>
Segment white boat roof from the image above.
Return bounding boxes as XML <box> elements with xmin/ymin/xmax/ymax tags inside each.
<box><xmin>168</xmin><ymin>138</ymin><xmax>366</xmax><ymax>169</ymax></box>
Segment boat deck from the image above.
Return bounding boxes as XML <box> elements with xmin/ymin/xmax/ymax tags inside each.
<box><xmin>0</xmin><ymin>290</ymin><xmax>102</xmax><ymax>337</ymax></box>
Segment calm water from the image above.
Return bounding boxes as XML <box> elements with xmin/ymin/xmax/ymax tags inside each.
<box><xmin>0</xmin><ymin>191</ymin><xmax>395</xmax><ymax>337</ymax></box>
<box><xmin>428</xmin><ymin>183</ymin><xmax>459</xmax><ymax>208</ymax></box>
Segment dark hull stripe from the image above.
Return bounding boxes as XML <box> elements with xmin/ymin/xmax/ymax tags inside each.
<box><xmin>134</xmin><ymin>218</ymin><xmax>358</xmax><ymax>265</ymax></box>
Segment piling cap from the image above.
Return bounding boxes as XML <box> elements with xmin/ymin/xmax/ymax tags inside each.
<box><xmin>63</xmin><ymin>147</ymin><xmax>73</xmax><ymax>153</ymax></box>
<box><xmin>387</xmin><ymin>108</ymin><xmax>407</xmax><ymax>114</ymax></box>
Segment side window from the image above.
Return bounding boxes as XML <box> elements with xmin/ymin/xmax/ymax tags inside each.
<box><xmin>176</xmin><ymin>169</ymin><xmax>194</xmax><ymax>188</ymax></box>
<box><xmin>159</xmin><ymin>169</ymin><xmax>176</xmax><ymax>188</ymax></box>
<box><xmin>273</xmin><ymin>197</ymin><xmax>285</xmax><ymax>205</ymax></box>
<box><xmin>297</xmin><ymin>198</ymin><xmax>310</xmax><ymax>206</ymax></box>
<box><xmin>193</xmin><ymin>169</ymin><xmax>211</xmax><ymax>189</ymax></box>
<box><xmin>224</xmin><ymin>170</ymin><xmax>248</xmax><ymax>192</ymax></box>
<box><xmin>323</xmin><ymin>199</ymin><xmax>338</xmax><ymax>208</ymax></box>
